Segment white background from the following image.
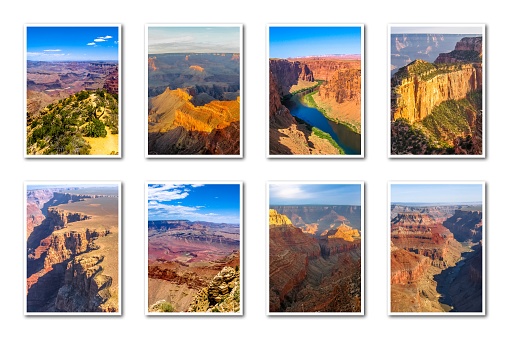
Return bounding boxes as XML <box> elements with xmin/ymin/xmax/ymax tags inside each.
<box><xmin>2</xmin><ymin>0</ymin><xmax>503</xmax><ymax>337</ymax></box>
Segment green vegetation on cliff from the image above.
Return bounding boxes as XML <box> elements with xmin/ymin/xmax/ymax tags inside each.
<box><xmin>392</xmin><ymin>90</ymin><xmax>482</xmax><ymax>155</ymax></box>
<box><xmin>311</xmin><ymin>127</ymin><xmax>345</xmax><ymax>154</ymax></box>
<box><xmin>393</xmin><ymin>59</ymin><xmax>466</xmax><ymax>82</ymax></box>
<box><xmin>301</xmin><ymin>91</ymin><xmax>359</xmax><ymax>134</ymax></box>
<box><xmin>27</xmin><ymin>89</ymin><xmax>118</xmax><ymax>155</ymax></box>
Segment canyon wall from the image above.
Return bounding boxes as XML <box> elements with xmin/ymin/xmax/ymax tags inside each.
<box><xmin>269</xmin><ymin>210</ymin><xmax>361</xmax><ymax>312</ymax></box>
<box><xmin>318</xmin><ymin>68</ymin><xmax>361</xmax><ymax>106</ymax></box>
<box><xmin>392</xmin><ymin>61</ymin><xmax>482</xmax><ymax>123</ymax></box>
<box><xmin>269</xmin><ymin>59</ymin><xmax>314</xmax><ymax>97</ymax></box>
<box><xmin>443</xmin><ymin>210</ymin><xmax>483</xmax><ymax>243</ymax></box>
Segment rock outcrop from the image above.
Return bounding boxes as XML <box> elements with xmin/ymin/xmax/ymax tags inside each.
<box><xmin>148</xmin><ymin>88</ymin><xmax>240</xmax><ymax>155</ymax></box>
<box><xmin>391</xmin><ymin>60</ymin><xmax>482</xmax><ymax>123</ymax></box>
<box><xmin>269</xmin><ymin>208</ymin><xmax>293</xmax><ymax>227</ymax></box>
<box><xmin>435</xmin><ymin>37</ymin><xmax>482</xmax><ymax>64</ymax></box>
<box><xmin>187</xmin><ymin>266</ymin><xmax>240</xmax><ymax>313</ymax></box>
<box><xmin>55</xmin><ymin>255</ymin><xmax>116</xmax><ymax>312</ymax></box>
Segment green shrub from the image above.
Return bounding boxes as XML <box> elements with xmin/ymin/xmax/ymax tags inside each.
<box><xmin>83</xmin><ymin>118</ymin><xmax>107</xmax><ymax>138</ymax></box>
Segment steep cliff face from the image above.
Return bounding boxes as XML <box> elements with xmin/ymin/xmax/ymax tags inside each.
<box><xmin>392</xmin><ymin>61</ymin><xmax>482</xmax><ymax>123</ymax></box>
<box><xmin>55</xmin><ymin>255</ymin><xmax>117</xmax><ymax>312</ymax></box>
<box><xmin>269</xmin><ymin>59</ymin><xmax>314</xmax><ymax>97</ymax></box>
<box><xmin>27</xmin><ymin>190</ymin><xmax>54</xmax><ymax>238</ymax></box>
<box><xmin>443</xmin><ymin>210</ymin><xmax>483</xmax><ymax>243</ymax></box>
<box><xmin>269</xmin><ymin>208</ymin><xmax>293</xmax><ymax>227</ymax></box>
<box><xmin>435</xmin><ymin>37</ymin><xmax>482</xmax><ymax>64</ymax></box>
<box><xmin>318</xmin><ymin>69</ymin><xmax>361</xmax><ymax>106</ymax></box>
<box><xmin>391</xmin><ymin>248</ymin><xmax>430</xmax><ymax>285</ymax></box>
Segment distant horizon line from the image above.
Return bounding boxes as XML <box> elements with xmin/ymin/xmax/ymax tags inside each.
<box><xmin>148</xmin><ymin>52</ymin><xmax>238</xmax><ymax>55</ymax></box>
<box><xmin>270</xmin><ymin>204</ymin><xmax>361</xmax><ymax>207</ymax></box>
<box><xmin>148</xmin><ymin>218</ymin><xmax>239</xmax><ymax>224</ymax></box>
<box><xmin>27</xmin><ymin>59</ymin><xmax>118</xmax><ymax>62</ymax></box>
<box><xmin>392</xmin><ymin>201</ymin><xmax>482</xmax><ymax>205</ymax></box>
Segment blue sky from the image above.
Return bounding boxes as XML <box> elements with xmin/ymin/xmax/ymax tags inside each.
<box><xmin>391</xmin><ymin>184</ymin><xmax>483</xmax><ymax>204</ymax></box>
<box><xmin>269</xmin><ymin>183</ymin><xmax>361</xmax><ymax>206</ymax></box>
<box><xmin>27</xmin><ymin>26</ymin><xmax>119</xmax><ymax>61</ymax></box>
<box><xmin>148</xmin><ymin>26</ymin><xmax>240</xmax><ymax>54</ymax></box>
<box><xmin>391</xmin><ymin>26</ymin><xmax>483</xmax><ymax>34</ymax></box>
<box><xmin>269</xmin><ymin>26</ymin><xmax>361</xmax><ymax>59</ymax></box>
<box><xmin>147</xmin><ymin>183</ymin><xmax>240</xmax><ymax>224</ymax></box>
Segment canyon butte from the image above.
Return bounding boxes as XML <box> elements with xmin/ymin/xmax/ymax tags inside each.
<box><xmin>147</xmin><ymin>220</ymin><xmax>241</xmax><ymax>313</ymax></box>
<box><xmin>147</xmin><ymin>53</ymin><xmax>241</xmax><ymax>155</ymax></box>
<box><xmin>26</xmin><ymin>186</ymin><xmax>120</xmax><ymax>313</ymax></box>
<box><xmin>390</xmin><ymin>205</ymin><xmax>483</xmax><ymax>312</ymax></box>
<box><xmin>269</xmin><ymin>206</ymin><xmax>361</xmax><ymax>312</ymax></box>
<box><xmin>391</xmin><ymin>34</ymin><xmax>483</xmax><ymax>155</ymax></box>
<box><xmin>269</xmin><ymin>56</ymin><xmax>361</xmax><ymax>155</ymax></box>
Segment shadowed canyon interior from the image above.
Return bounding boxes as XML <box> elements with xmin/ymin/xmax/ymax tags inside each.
<box><xmin>269</xmin><ymin>206</ymin><xmax>361</xmax><ymax>312</ymax></box>
<box><xmin>390</xmin><ymin>205</ymin><xmax>483</xmax><ymax>312</ymax></box>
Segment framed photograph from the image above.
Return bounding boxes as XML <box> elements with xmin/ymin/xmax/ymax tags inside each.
<box><xmin>267</xmin><ymin>182</ymin><xmax>364</xmax><ymax>314</ymax></box>
<box><xmin>389</xmin><ymin>24</ymin><xmax>485</xmax><ymax>157</ymax></box>
<box><xmin>267</xmin><ymin>25</ymin><xmax>364</xmax><ymax>158</ymax></box>
<box><xmin>25</xmin><ymin>181</ymin><xmax>121</xmax><ymax>315</ymax></box>
<box><xmin>389</xmin><ymin>181</ymin><xmax>485</xmax><ymax>315</ymax></box>
<box><xmin>25</xmin><ymin>25</ymin><xmax>121</xmax><ymax>157</ymax></box>
<box><xmin>145</xmin><ymin>182</ymin><xmax>243</xmax><ymax>314</ymax></box>
<box><xmin>145</xmin><ymin>25</ymin><xmax>243</xmax><ymax>157</ymax></box>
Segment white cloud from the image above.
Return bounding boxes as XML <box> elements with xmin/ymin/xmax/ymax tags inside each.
<box><xmin>191</xmin><ymin>184</ymin><xmax>204</xmax><ymax>188</ymax></box>
<box><xmin>43</xmin><ymin>49</ymin><xmax>61</xmax><ymax>52</ymax></box>
<box><xmin>94</xmin><ymin>38</ymin><xmax>106</xmax><ymax>42</ymax></box>
<box><xmin>87</xmin><ymin>42</ymin><xmax>95</xmax><ymax>46</ymax></box>
<box><xmin>148</xmin><ymin>184</ymin><xmax>189</xmax><ymax>202</ymax></box>
<box><xmin>270</xmin><ymin>184</ymin><xmax>311</xmax><ymax>199</ymax></box>
<box><xmin>104</xmin><ymin>35</ymin><xmax>112</xmax><ymax>39</ymax></box>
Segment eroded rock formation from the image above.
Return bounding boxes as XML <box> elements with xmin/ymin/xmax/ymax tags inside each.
<box><xmin>269</xmin><ymin>209</ymin><xmax>361</xmax><ymax>312</ymax></box>
<box><xmin>187</xmin><ymin>266</ymin><xmax>240</xmax><ymax>312</ymax></box>
<box><xmin>392</xmin><ymin>61</ymin><xmax>482</xmax><ymax>123</ymax></box>
<box><xmin>26</xmin><ymin>191</ymin><xmax>118</xmax><ymax>313</ymax></box>
<box><xmin>148</xmin><ymin>88</ymin><xmax>240</xmax><ymax>155</ymax></box>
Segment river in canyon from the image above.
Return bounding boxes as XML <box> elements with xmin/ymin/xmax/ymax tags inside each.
<box><xmin>283</xmin><ymin>93</ymin><xmax>361</xmax><ymax>155</ymax></box>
